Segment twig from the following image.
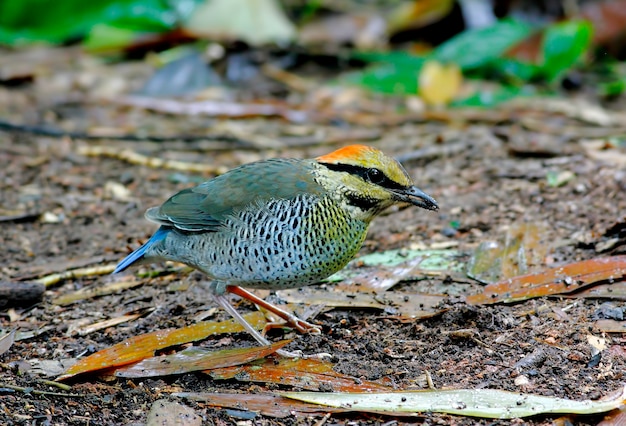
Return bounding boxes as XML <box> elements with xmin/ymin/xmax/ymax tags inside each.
<box><xmin>38</xmin><ymin>380</ymin><xmax>72</xmax><ymax>391</ymax></box>
<box><xmin>110</xmin><ymin>95</ymin><xmax>309</xmax><ymax>123</ymax></box>
<box><xmin>0</xmin><ymin>383</ymin><xmax>84</xmax><ymax>398</ymax></box>
<box><xmin>13</xmin><ymin>254</ymin><xmax>120</xmax><ymax>281</ymax></box>
<box><xmin>425</xmin><ymin>370</ymin><xmax>435</xmax><ymax>389</ymax></box>
<box><xmin>36</xmin><ymin>264</ymin><xmax>116</xmax><ymax>288</ymax></box>
<box><xmin>52</xmin><ymin>276</ymin><xmax>144</xmax><ymax>305</ymax></box>
<box><xmin>396</xmin><ymin>141</ymin><xmax>468</xmax><ymax>164</ymax></box>
<box><xmin>77</xmin><ymin>146</ymin><xmax>228</xmax><ymax>175</ymax></box>
<box><xmin>0</xmin><ymin>212</ymin><xmax>40</xmax><ymax>223</ymax></box>
<box><xmin>261</xmin><ymin>64</ymin><xmax>316</xmax><ymax>93</ymax></box>
<box><xmin>0</xmin><ymin>119</ymin><xmax>257</xmax><ymax>147</ymax></box>
<box><xmin>520</xmin><ymin>117</ymin><xmax>626</xmax><ymax>139</ymax></box>
<box><xmin>313</xmin><ymin>412</ymin><xmax>332</xmax><ymax>426</ymax></box>
<box><xmin>72</xmin><ymin>307</ymin><xmax>155</xmax><ymax>336</ymax></box>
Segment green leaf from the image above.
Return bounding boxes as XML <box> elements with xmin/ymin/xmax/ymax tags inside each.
<box><xmin>83</xmin><ymin>23</ymin><xmax>141</xmax><ymax>52</ymax></box>
<box><xmin>0</xmin><ymin>0</ymin><xmax>193</xmax><ymax>46</ymax></box>
<box><xmin>541</xmin><ymin>20</ymin><xmax>593</xmax><ymax>82</ymax></box>
<box><xmin>349</xmin><ymin>20</ymin><xmax>535</xmax><ymax>96</ymax></box>
<box><xmin>600</xmin><ymin>79</ymin><xmax>626</xmax><ymax>97</ymax></box>
<box><xmin>344</xmin><ymin>64</ymin><xmax>423</xmax><ymax>95</ymax></box>
<box><xmin>546</xmin><ymin>170</ymin><xmax>575</xmax><ymax>187</ymax></box>
<box><xmin>352</xmin><ymin>51</ymin><xmax>427</xmax><ymax>69</ymax></box>
<box><xmin>345</xmin><ymin>51</ymin><xmax>427</xmax><ymax>94</ymax></box>
<box><xmin>433</xmin><ymin>19</ymin><xmax>535</xmax><ymax>71</ymax></box>
<box><xmin>280</xmin><ymin>387</ymin><xmax>626</xmax><ymax>419</ymax></box>
<box><xmin>452</xmin><ymin>85</ymin><xmax>528</xmax><ymax>107</ymax></box>
<box><xmin>484</xmin><ymin>58</ymin><xmax>543</xmax><ymax>84</ymax></box>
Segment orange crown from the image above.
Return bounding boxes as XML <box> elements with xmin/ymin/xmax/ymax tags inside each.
<box><xmin>316</xmin><ymin>145</ymin><xmax>378</xmax><ymax>164</ymax></box>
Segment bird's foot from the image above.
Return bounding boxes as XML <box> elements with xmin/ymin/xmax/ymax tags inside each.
<box><xmin>262</xmin><ymin>317</ymin><xmax>321</xmax><ymax>336</ymax></box>
<box><xmin>213</xmin><ymin>293</ymin><xmax>332</xmax><ymax>360</ymax></box>
<box><xmin>289</xmin><ymin>316</ymin><xmax>322</xmax><ymax>335</ymax></box>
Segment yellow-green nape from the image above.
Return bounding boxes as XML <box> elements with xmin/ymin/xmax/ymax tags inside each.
<box><xmin>316</xmin><ymin>145</ymin><xmax>413</xmax><ymax>187</ymax></box>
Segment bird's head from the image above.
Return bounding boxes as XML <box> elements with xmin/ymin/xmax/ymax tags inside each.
<box><xmin>314</xmin><ymin>145</ymin><xmax>438</xmax><ymax>222</ymax></box>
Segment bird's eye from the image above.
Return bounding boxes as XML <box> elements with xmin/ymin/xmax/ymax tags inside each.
<box><xmin>366</xmin><ymin>168</ymin><xmax>385</xmax><ymax>184</ymax></box>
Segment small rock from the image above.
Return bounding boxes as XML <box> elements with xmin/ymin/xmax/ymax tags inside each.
<box><xmin>514</xmin><ymin>375</ymin><xmax>530</xmax><ymax>386</ymax></box>
<box><xmin>40</xmin><ymin>211</ymin><xmax>64</xmax><ymax>224</ymax></box>
<box><xmin>592</xmin><ymin>302</ymin><xmax>624</xmax><ymax>321</ymax></box>
<box><xmin>146</xmin><ymin>399</ymin><xmax>202</xmax><ymax>426</ymax></box>
<box><xmin>104</xmin><ymin>181</ymin><xmax>132</xmax><ymax>201</ymax></box>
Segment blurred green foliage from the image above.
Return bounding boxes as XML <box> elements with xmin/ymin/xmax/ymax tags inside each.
<box><xmin>0</xmin><ymin>1</ymin><xmax>615</xmax><ymax>106</ymax></box>
<box><xmin>350</xmin><ymin>19</ymin><xmax>596</xmax><ymax>105</ymax></box>
<box><xmin>433</xmin><ymin>19</ymin><xmax>534</xmax><ymax>71</ymax></box>
<box><xmin>0</xmin><ymin>0</ymin><xmax>199</xmax><ymax>45</ymax></box>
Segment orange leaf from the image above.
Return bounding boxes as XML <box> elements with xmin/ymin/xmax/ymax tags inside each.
<box><xmin>208</xmin><ymin>357</ymin><xmax>393</xmax><ymax>392</ymax></box>
<box><xmin>466</xmin><ymin>256</ymin><xmax>626</xmax><ymax>305</ymax></box>
<box><xmin>57</xmin><ymin>311</ymin><xmax>266</xmax><ymax>380</ymax></box>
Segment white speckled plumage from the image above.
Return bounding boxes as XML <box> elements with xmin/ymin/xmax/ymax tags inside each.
<box><xmin>146</xmin><ymin>193</ymin><xmax>367</xmax><ymax>294</ymax></box>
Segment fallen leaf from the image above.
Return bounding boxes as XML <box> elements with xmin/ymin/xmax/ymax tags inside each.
<box><xmin>208</xmin><ymin>357</ymin><xmax>393</xmax><ymax>392</ymax></box>
<box><xmin>280</xmin><ymin>386</ymin><xmax>626</xmax><ymax>419</ymax></box>
<box><xmin>57</xmin><ymin>312</ymin><xmax>266</xmax><ymax>380</ymax></box>
<box><xmin>277</xmin><ymin>289</ymin><xmax>446</xmax><ymax>319</ymax></box>
<box><xmin>467</xmin><ymin>222</ymin><xmax>550</xmax><ymax>284</ymax></box>
<box><xmin>328</xmin><ymin>248</ymin><xmax>464</xmax><ymax>291</ymax></box>
<box><xmin>115</xmin><ymin>340</ymin><xmax>289</xmax><ymax>378</ymax></box>
<box><xmin>71</xmin><ymin>307</ymin><xmax>155</xmax><ymax>336</ymax></box>
<box><xmin>0</xmin><ymin>330</ymin><xmax>16</xmax><ymax>356</ymax></box>
<box><xmin>581</xmin><ymin>139</ymin><xmax>626</xmax><ymax>166</ymax></box>
<box><xmin>174</xmin><ymin>393</ymin><xmax>352</xmax><ymax>418</ymax></box>
<box><xmin>594</xmin><ymin>320</ymin><xmax>626</xmax><ymax>333</ymax></box>
<box><xmin>587</xmin><ymin>334</ymin><xmax>608</xmax><ymax>352</ymax></box>
<box><xmin>386</xmin><ymin>0</ymin><xmax>455</xmax><ymax>34</ymax></box>
<box><xmin>183</xmin><ymin>0</ymin><xmax>296</xmax><ymax>45</ymax></box>
<box><xmin>467</xmin><ymin>256</ymin><xmax>626</xmax><ymax>305</ymax></box>
<box><xmin>418</xmin><ymin>60</ymin><xmax>462</xmax><ymax>106</ymax></box>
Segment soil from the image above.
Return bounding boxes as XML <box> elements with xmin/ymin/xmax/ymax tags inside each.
<box><xmin>1</xmin><ymin>46</ymin><xmax>625</xmax><ymax>425</ymax></box>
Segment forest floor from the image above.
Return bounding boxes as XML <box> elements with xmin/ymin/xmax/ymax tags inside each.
<box><xmin>1</xmin><ymin>46</ymin><xmax>625</xmax><ymax>425</ymax></box>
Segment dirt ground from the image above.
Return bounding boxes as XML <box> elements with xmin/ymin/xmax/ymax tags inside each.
<box><xmin>1</xmin><ymin>47</ymin><xmax>625</xmax><ymax>425</ymax></box>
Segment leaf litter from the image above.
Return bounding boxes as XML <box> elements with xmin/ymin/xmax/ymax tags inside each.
<box><xmin>2</xmin><ymin>22</ymin><xmax>626</xmax><ymax>424</ymax></box>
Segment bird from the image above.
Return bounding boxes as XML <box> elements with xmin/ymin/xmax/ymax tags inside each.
<box><xmin>114</xmin><ymin>145</ymin><xmax>438</xmax><ymax>355</ymax></box>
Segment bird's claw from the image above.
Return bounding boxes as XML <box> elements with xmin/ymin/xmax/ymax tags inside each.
<box><xmin>262</xmin><ymin>318</ymin><xmax>321</xmax><ymax>336</ymax></box>
<box><xmin>292</xmin><ymin>318</ymin><xmax>322</xmax><ymax>335</ymax></box>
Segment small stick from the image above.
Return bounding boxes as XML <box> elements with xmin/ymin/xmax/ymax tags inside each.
<box><xmin>0</xmin><ymin>382</ymin><xmax>84</xmax><ymax>398</ymax></box>
<box><xmin>36</xmin><ymin>264</ymin><xmax>116</xmax><ymax>288</ymax></box>
<box><xmin>77</xmin><ymin>146</ymin><xmax>228</xmax><ymax>175</ymax></box>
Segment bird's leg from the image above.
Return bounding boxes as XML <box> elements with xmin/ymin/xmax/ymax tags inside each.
<box><xmin>212</xmin><ymin>294</ymin><xmax>271</xmax><ymax>345</ymax></box>
<box><xmin>212</xmin><ymin>294</ymin><xmax>306</xmax><ymax>359</ymax></box>
<box><xmin>226</xmin><ymin>285</ymin><xmax>321</xmax><ymax>335</ymax></box>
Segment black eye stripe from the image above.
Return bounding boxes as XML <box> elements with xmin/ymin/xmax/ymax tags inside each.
<box><xmin>320</xmin><ymin>162</ymin><xmax>407</xmax><ymax>190</ymax></box>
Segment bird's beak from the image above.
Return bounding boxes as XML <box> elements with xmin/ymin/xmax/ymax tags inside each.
<box><xmin>395</xmin><ymin>186</ymin><xmax>439</xmax><ymax>211</ymax></box>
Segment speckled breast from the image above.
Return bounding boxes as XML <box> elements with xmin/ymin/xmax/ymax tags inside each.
<box><xmin>162</xmin><ymin>194</ymin><xmax>368</xmax><ymax>289</ymax></box>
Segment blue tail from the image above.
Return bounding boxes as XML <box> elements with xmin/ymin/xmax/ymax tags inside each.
<box><xmin>113</xmin><ymin>227</ymin><xmax>169</xmax><ymax>274</ymax></box>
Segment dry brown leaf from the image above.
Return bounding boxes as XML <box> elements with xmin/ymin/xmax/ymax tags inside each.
<box><xmin>467</xmin><ymin>256</ymin><xmax>626</xmax><ymax>305</ymax></box>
